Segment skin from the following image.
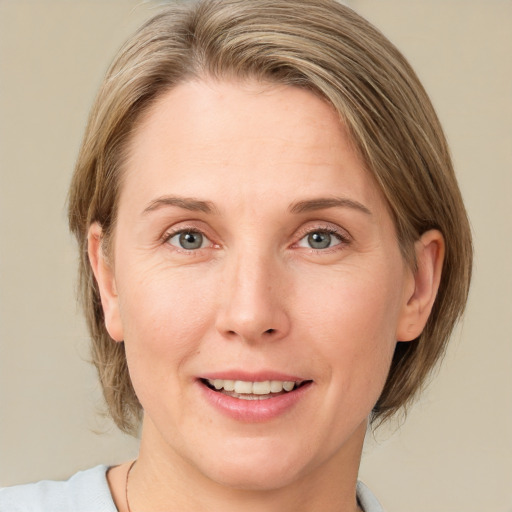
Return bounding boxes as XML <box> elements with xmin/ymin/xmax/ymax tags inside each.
<box><xmin>89</xmin><ymin>79</ymin><xmax>444</xmax><ymax>512</ymax></box>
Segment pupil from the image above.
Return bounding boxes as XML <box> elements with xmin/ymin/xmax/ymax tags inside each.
<box><xmin>308</xmin><ymin>232</ymin><xmax>331</xmax><ymax>249</ymax></box>
<box><xmin>179</xmin><ymin>232</ymin><xmax>203</xmax><ymax>249</ymax></box>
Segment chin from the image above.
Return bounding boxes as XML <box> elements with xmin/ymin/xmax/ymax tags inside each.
<box><xmin>195</xmin><ymin>439</ymin><xmax>317</xmax><ymax>491</ymax></box>
<box><xmin>210</xmin><ymin>462</ymin><xmax>306</xmax><ymax>492</ymax></box>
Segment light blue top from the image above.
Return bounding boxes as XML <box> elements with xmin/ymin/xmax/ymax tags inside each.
<box><xmin>0</xmin><ymin>465</ymin><xmax>384</xmax><ymax>511</ymax></box>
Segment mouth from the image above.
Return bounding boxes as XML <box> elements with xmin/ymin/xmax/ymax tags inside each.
<box><xmin>200</xmin><ymin>378</ymin><xmax>311</xmax><ymax>400</ymax></box>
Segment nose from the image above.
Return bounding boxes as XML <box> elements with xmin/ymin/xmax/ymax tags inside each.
<box><xmin>215</xmin><ymin>250</ymin><xmax>291</xmax><ymax>343</ymax></box>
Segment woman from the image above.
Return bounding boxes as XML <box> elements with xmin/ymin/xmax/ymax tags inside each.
<box><xmin>0</xmin><ymin>0</ymin><xmax>472</xmax><ymax>511</ymax></box>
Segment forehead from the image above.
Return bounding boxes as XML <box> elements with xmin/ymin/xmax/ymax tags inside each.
<box><xmin>120</xmin><ymin>79</ymin><xmax>383</xmax><ymax>213</ymax></box>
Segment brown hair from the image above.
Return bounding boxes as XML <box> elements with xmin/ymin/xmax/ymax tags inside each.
<box><xmin>68</xmin><ymin>0</ymin><xmax>472</xmax><ymax>434</ymax></box>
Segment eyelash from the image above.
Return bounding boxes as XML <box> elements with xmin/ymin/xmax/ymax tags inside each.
<box><xmin>294</xmin><ymin>225</ymin><xmax>350</xmax><ymax>253</ymax></box>
<box><xmin>161</xmin><ymin>225</ymin><xmax>215</xmax><ymax>254</ymax></box>
<box><xmin>161</xmin><ymin>224</ymin><xmax>350</xmax><ymax>253</ymax></box>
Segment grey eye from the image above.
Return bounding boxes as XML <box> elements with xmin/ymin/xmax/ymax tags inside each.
<box><xmin>308</xmin><ymin>232</ymin><xmax>332</xmax><ymax>249</ymax></box>
<box><xmin>168</xmin><ymin>231</ymin><xmax>207</xmax><ymax>250</ymax></box>
<box><xmin>297</xmin><ymin>230</ymin><xmax>341</xmax><ymax>250</ymax></box>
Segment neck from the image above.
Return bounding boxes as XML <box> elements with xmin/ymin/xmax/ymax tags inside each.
<box><xmin>125</xmin><ymin>419</ymin><xmax>366</xmax><ymax>512</ymax></box>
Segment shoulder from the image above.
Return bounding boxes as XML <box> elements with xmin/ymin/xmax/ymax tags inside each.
<box><xmin>0</xmin><ymin>465</ymin><xmax>117</xmax><ymax>512</ymax></box>
<box><xmin>357</xmin><ymin>480</ymin><xmax>385</xmax><ymax>512</ymax></box>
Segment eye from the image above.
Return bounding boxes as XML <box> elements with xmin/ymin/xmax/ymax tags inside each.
<box><xmin>167</xmin><ymin>230</ymin><xmax>210</xmax><ymax>250</ymax></box>
<box><xmin>297</xmin><ymin>230</ymin><xmax>343</xmax><ymax>250</ymax></box>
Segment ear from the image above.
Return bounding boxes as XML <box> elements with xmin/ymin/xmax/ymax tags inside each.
<box><xmin>396</xmin><ymin>229</ymin><xmax>445</xmax><ymax>342</ymax></box>
<box><xmin>87</xmin><ymin>222</ymin><xmax>124</xmax><ymax>342</ymax></box>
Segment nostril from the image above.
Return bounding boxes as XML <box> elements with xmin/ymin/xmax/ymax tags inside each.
<box><xmin>265</xmin><ymin>328</ymin><xmax>276</xmax><ymax>334</ymax></box>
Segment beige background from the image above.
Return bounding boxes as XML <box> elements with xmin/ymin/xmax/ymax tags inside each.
<box><xmin>0</xmin><ymin>1</ymin><xmax>511</xmax><ymax>510</ymax></box>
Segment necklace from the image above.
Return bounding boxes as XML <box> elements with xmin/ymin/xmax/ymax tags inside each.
<box><xmin>125</xmin><ymin>459</ymin><xmax>137</xmax><ymax>512</ymax></box>
<box><xmin>125</xmin><ymin>459</ymin><xmax>364</xmax><ymax>512</ymax></box>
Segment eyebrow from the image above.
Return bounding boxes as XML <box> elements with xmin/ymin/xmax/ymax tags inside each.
<box><xmin>289</xmin><ymin>197</ymin><xmax>372</xmax><ymax>215</ymax></box>
<box><xmin>142</xmin><ymin>195</ymin><xmax>371</xmax><ymax>217</ymax></box>
<box><xmin>142</xmin><ymin>196</ymin><xmax>217</xmax><ymax>215</ymax></box>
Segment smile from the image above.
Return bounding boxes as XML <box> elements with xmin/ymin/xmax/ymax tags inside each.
<box><xmin>198</xmin><ymin>376</ymin><xmax>313</xmax><ymax>421</ymax></box>
<box><xmin>203</xmin><ymin>379</ymin><xmax>307</xmax><ymax>400</ymax></box>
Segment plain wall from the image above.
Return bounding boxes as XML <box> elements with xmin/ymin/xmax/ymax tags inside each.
<box><xmin>0</xmin><ymin>1</ymin><xmax>511</xmax><ymax>510</ymax></box>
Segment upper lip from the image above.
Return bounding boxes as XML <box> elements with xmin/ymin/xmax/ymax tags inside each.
<box><xmin>199</xmin><ymin>370</ymin><xmax>309</xmax><ymax>383</ymax></box>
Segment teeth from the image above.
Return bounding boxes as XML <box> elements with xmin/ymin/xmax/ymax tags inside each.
<box><xmin>223</xmin><ymin>380</ymin><xmax>235</xmax><ymax>391</ymax></box>
<box><xmin>207</xmin><ymin>379</ymin><xmax>298</xmax><ymax>395</ymax></box>
<box><xmin>282</xmin><ymin>381</ymin><xmax>295</xmax><ymax>392</ymax></box>
<box><xmin>270</xmin><ymin>380</ymin><xmax>284</xmax><ymax>393</ymax></box>
<box><xmin>234</xmin><ymin>380</ymin><xmax>253</xmax><ymax>394</ymax></box>
<box><xmin>252</xmin><ymin>381</ymin><xmax>271</xmax><ymax>395</ymax></box>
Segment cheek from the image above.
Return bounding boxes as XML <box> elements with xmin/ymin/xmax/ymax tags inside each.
<box><xmin>119</xmin><ymin>255</ymin><xmax>217</xmax><ymax>332</ymax></box>
<box><xmin>296</xmin><ymin>263</ymin><xmax>404</xmax><ymax>391</ymax></box>
<box><xmin>300</xmin><ymin>259</ymin><xmax>403</xmax><ymax>338</ymax></box>
<box><xmin>116</xmin><ymin>265</ymin><xmax>219</xmax><ymax>392</ymax></box>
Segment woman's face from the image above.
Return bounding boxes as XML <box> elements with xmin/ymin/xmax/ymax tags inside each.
<box><xmin>96</xmin><ymin>80</ymin><xmax>418</xmax><ymax>489</ymax></box>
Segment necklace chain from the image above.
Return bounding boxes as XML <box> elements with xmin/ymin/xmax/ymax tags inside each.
<box><xmin>125</xmin><ymin>459</ymin><xmax>137</xmax><ymax>512</ymax></box>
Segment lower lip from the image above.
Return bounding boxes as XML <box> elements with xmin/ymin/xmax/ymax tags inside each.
<box><xmin>197</xmin><ymin>380</ymin><xmax>312</xmax><ymax>423</ymax></box>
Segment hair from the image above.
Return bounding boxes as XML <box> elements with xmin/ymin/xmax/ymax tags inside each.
<box><xmin>68</xmin><ymin>0</ymin><xmax>472</xmax><ymax>434</ymax></box>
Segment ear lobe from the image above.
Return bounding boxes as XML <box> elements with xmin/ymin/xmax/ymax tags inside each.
<box><xmin>396</xmin><ymin>229</ymin><xmax>445</xmax><ymax>342</ymax></box>
<box><xmin>87</xmin><ymin>222</ymin><xmax>124</xmax><ymax>342</ymax></box>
